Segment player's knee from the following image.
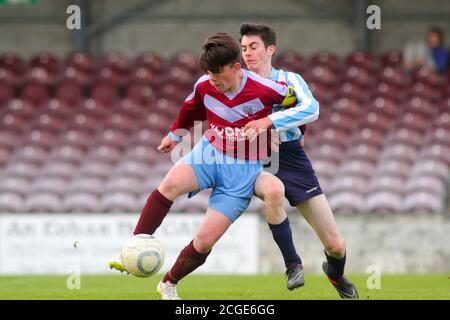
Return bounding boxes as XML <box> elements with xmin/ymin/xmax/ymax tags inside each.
<box><xmin>193</xmin><ymin>235</ymin><xmax>215</xmax><ymax>254</ymax></box>
<box><xmin>264</xmin><ymin>183</ymin><xmax>285</xmax><ymax>208</ymax></box>
<box><xmin>159</xmin><ymin>175</ymin><xmax>182</xmax><ymax>198</ymax></box>
<box><xmin>325</xmin><ymin>237</ymin><xmax>346</xmax><ymax>257</ymax></box>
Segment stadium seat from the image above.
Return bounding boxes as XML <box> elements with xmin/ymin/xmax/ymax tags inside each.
<box><xmin>113</xmin><ymin>160</ymin><xmax>153</xmax><ymax>179</ymax></box>
<box><xmin>380</xmin><ymin>51</ymin><xmax>402</xmax><ymax>67</ymax></box>
<box><xmin>418</xmin><ymin>145</ymin><xmax>450</xmax><ymax>164</ymax></box>
<box><xmin>366</xmin><ymin>191</ymin><xmax>403</xmax><ymax>214</ymax></box>
<box><xmin>49</xmin><ymin>145</ymin><xmax>85</xmax><ymax>164</ymax></box>
<box><xmin>308</xmin><ymin>143</ymin><xmax>344</xmax><ymax>163</ymax></box>
<box><xmin>5</xmin><ymin>99</ymin><xmax>34</xmax><ymax>120</ymax></box>
<box><xmin>40</xmin><ymin>98</ymin><xmax>73</xmax><ymax>120</ymax></box>
<box><xmin>56</xmin><ymin>129</ymin><xmax>93</xmax><ymax>150</ymax></box>
<box><xmin>366</xmin><ymin>175</ymin><xmax>405</xmax><ymax>195</ymax></box>
<box><xmin>379</xmin><ymin>144</ymin><xmax>418</xmax><ymax>163</ymax></box>
<box><xmin>115</xmin><ymin>98</ymin><xmax>146</xmax><ymax>119</ymax></box>
<box><xmin>20</xmin><ymin>67</ymin><xmax>52</xmax><ymax>106</ymax></box>
<box><xmin>10</xmin><ymin>145</ymin><xmax>48</xmax><ymax>165</ymax></box>
<box><xmin>93</xmin><ymin>129</ymin><xmax>128</xmax><ymax>149</ymax></box>
<box><xmin>374</xmin><ymin>160</ymin><xmax>411</xmax><ymax>180</ymax></box>
<box><xmin>377</xmin><ymin>66</ymin><xmax>409</xmax><ymax>87</ymax></box>
<box><xmin>0</xmin><ymin>83</ymin><xmax>15</xmax><ymax>107</ymax></box>
<box><xmin>403</xmin><ymin>192</ymin><xmax>444</xmax><ymax>214</ymax></box>
<box><xmin>29</xmin><ymin>112</ymin><xmax>64</xmax><ymax>135</ymax></box>
<box><xmin>345</xmin><ymin>51</ymin><xmax>376</xmax><ymax>72</ymax></box>
<box><xmin>3</xmin><ymin>161</ymin><xmax>41</xmax><ymax>180</ymax></box>
<box><xmin>165</xmin><ymin>64</ymin><xmax>197</xmax><ymax>86</ymax></box>
<box><xmin>130</xmin><ymin>128</ymin><xmax>165</xmax><ymax>149</ymax></box>
<box><xmin>66</xmin><ymin>112</ymin><xmax>100</xmax><ymax>134</ymax></box>
<box><xmin>90</xmin><ymin>82</ymin><xmax>119</xmax><ymax>106</ymax></box>
<box><xmin>39</xmin><ymin>161</ymin><xmax>79</xmax><ymax>180</ymax></box>
<box><xmin>85</xmin><ymin>145</ymin><xmax>122</xmax><ymax>164</ymax></box>
<box><xmin>342</xmin><ymin>65</ymin><xmax>372</xmax><ymax>87</ymax></box>
<box><xmin>311</xmin><ymin>159</ymin><xmax>339</xmax><ymax>181</ymax></box>
<box><xmin>0</xmin><ymin>176</ymin><xmax>32</xmax><ymax>197</ymax></box>
<box><xmin>411</xmin><ymin>159</ymin><xmax>449</xmax><ymax>182</ymax></box>
<box><xmin>394</xmin><ymin>112</ymin><xmax>428</xmax><ymax>133</ymax></box>
<box><xmin>304</xmin><ymin>65</ymin><xmax>337</xmax><ymax>86</ymax></box>
<box><xmin>25</xmin><ymin>192</ymin><xmax>63</xmax><ymax>213</ymax></box>
<box><xmin>401</xmin><ymin>96</ymin><xmax>434</xmax><ymax>118</ymax></box>
<box><xmin>405</xmin><ymin>176</ymin><xmax>445</xmax><ymax>197</ymax></box>
<box><xmin>423</xmin><ymin>127</ymin><xmax>450</xmax><ymax>147</ymax></box>
<box><xmin>0</xmin><ymin>53</ymin><xmax>25</xmax><ymax>75</ymax></box>
<box><xmin>97</xmin><ymin>52</ymin><xmax>130</xmax><ymax>75</ymax></box>
<box><xmin>64</xmin><ymin>52</ymin><xmax>94</xmax><ymax>74</ymax></box>
<box><xmin>313</xmin><ymin>128</ymin><xmax>347</xmax><ymax>147</ymax></box>
<box><xmin>357</xmin><ymin>111</ymin><xmax>391</xmax><ymax>133</ymax></box>
<box><xmin>67</xmin><ymin>176</ymin><xmax>105</xmax><ymax>196</ymax></box>
<box><xmin>125</xmin><ymin>82</ymin><xmax>156</xmax><ymax>105</ymax></box>
<box><xmin>0</xmin><ymin>130</ymin><xmax>20</xmax><ymax>150</ymax></box>
<box><xmin>0</xmin><ymin>192</ymin><xmax>26</xmax><ymax>213</ymax></box>
<box><xmin>170</xmin><ymin>50</ymin><xmax>200</xmax><ymax>74</ymax></box>
<box><xmin>346</xmin><ymin>143</ymin><xmax>380</xmax><ymax>163</ymax></box>
<box><xmin>328</xmin><ymin>191</ymin><xmax>365</xmax><ymax>214</ymax></box>
<box><xmin>274</xmin><ymin>51</ymin><xmax>305</xmax><ymax>73</ymax></box>
<box><xmin>334</xmin><ymin>81</ymin><xmax>366</xmax><ymax>102</ymax></box>
<box><xmin>29</xmin><ymin>52</ymin><xmax>60</xmax><ymax>75</ymax></box>
<box><xmin>0</xmin><ymin>113</ymin><xmax>26</xmax><ymax>134</ymax></box>
<box><xmin>336</xmin><ymin>160</ymin><xmax>375</xmax><ymax>179</ymax></box>
<box><xmin>122</xmin><ymin>145</ymin><xmax>158</xmax><ymax>163</ymax></box>
<box><xmin>55</xmin><ymin>76</ymin><xmax>86</xmax><ymax>105</ymax></box>
<box><xmin>104</xmin><ymin>176</ymin><xmax>142</xmax><ymax>195</ymax></box>
<box><xmin>328</xmin><ymin>176</ymin><xmax>368</xmax><ymax>196</ymax></box>
<box><xmin>78</xmin><ymin>161</ymin><xmax>114</xmax><ymax>179</ymax></box>
<box><xmin>30</xmin><ymin>177</ymin><xmax>68</xmax><ymax>196</ymax></box>
<box><xmin>365</xmin><ymin>96</ymin><xmax>397</xmax><ymax>118</ymax></box>
<box><xmin>63</xmin><ymin>192</ymin><xmax>101</xmax><ymax>213</ymax></box>
<box><xmin>100</xmin><ymin>191</ymin><xmax>140</xmax><ymax>213</ymax></box>
<box><xmin>437</xmin><ymin>96</ymin><xmax>450</xmax><ymax>114</ymax></box>
<box><xmin>330</xmin><ymin>97</ymin><xmax>361</xmax><ymax>118</ymax></box>
<box><xmin>411</xmin><ymin>65</ymin><xmax>443</xmax><ymax>87</ymax></box>
<box><xmin>0</xmin><ymin>147</ymin><xmax>10</xmax><ymax>166</ymax></box>
<box><xmin>369</xmin><ymin>81</ymin><xmax>402</xmax><ymax>101</ymax></box>
<box><xmin>101</xmin><ymin>113</ymin><xmax>134</xmax><ymax>134</ymax></box>
<box><xmin>77</xmin><ymin>99</ymin><xmax>110</xmax><ymax>119</ymax></box>
<box><xmin>21</xmin><ymin>129</ymin><xmax>57</xmax><ymax>150</ymax></box>
<box><xmin>134</xmin><ymin>51</ymin><xmax>165</xmax><ymax>73</ymax></box>
<box><xmin>309</xmin><ymin>51</ymin><xmax>339</xmax><ymax>72</ymax></box>
<box><xmin>349</xmin><ymin>128</ymin><xmax>385</xmax><ymax>148</ymax></box>
<box><xmin>385</xmin><ymin>128</ymin><xmax>422</xmax><ymax>148</ymax></box>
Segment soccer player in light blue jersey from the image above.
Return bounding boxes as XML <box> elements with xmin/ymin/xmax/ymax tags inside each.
<box><xmin>240</xmin><ymin>23</ymin><xmax>359</xmax><ymax>299</ymax></box>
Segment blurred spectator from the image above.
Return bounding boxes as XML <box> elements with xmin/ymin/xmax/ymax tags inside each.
<box><xmin>403</xmin><ymin>26</ymin><xmax>449</xmax><ymax>73</ymax></box>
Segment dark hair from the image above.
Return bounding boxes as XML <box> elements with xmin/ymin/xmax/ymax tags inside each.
<box><xmin>199</xmin><ymin>32</ymin><xmax>240</xmax><ymax>73</ymax></box>
<box><xmin>239</xmin><ymin>22</ymin><xmax>277</xmax><ymax>48</ymax></box>
<box><xmin>428</xmin><ymin>26</ymin><xmax>444</xmax><ymax>46</ymax></box>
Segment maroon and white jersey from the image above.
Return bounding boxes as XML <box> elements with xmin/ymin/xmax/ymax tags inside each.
<box><xmin>169</xmin><ymin>69</ymin><xmax>297</xmax><ymax>160</ymax></box>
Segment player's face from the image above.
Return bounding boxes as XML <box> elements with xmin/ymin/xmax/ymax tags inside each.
<box><xmin>207</xmin><ymin>63</ymin><xmax>241</xmax><ymax>93</ymax></box>
<box><xmin>241</xmin><ymin>35</ymin><xmax>274</xmax><ymax>71</ymax></box>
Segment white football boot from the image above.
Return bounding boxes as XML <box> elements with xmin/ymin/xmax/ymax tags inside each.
<box><xmin>157</xmin><ymin>281</ymin><xmax>181</xmax><ymax>300</ymax></box>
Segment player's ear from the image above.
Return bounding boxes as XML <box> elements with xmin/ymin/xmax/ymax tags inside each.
<box><xmin>267</xmin><ymin>45</ymin><xmax>276</xmax><ymax>57</ymax></box>
<box><xmin>233</xmin><ymin>62</ymin><xmax>241</xmax><ymax>71</ymax></box>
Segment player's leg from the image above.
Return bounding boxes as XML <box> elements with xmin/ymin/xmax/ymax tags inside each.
<box><xmin>157</xmin><ymin>207</ymin><xmax>233</xmax><ymax>300</ymax></box>
<box><xmin>134</xmin><ymin>163</ymin><xmax>199</xmax><ymax>235</ymax></box>
<box><xmin>296</xmin><ymin>194</ymin><xmax>359</xmax><ymax>299</ymax></box>
<box><xmin>254</xmin><ymin>171</ymin><xmax>304</xmax><ymax>290</ymax></box>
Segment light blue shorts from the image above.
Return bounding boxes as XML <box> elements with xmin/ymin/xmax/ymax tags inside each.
<box><xmin>180</xmin><ymin>136</ymin><xmax>263</xmax><ymax>222</ymax></box>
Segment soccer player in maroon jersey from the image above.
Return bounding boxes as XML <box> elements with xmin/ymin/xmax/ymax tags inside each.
<box><xmin>110</xmin><ymin>32</ymin><xmax>302</xmax><ymax>299</ymax></box>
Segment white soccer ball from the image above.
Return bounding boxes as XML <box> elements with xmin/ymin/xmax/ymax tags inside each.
<box><xmin>121</xmin><ymin>234</ymin><xmax>165</xmax><ymax>278</ymax></box>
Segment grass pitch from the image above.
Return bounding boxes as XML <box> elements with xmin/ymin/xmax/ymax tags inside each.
<box><xmin>0</xmin><ymin>274</ymin><xmax>448</xmax><ymax>300</ymax></box>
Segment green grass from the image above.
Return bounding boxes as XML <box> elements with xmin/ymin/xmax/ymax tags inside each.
<box><xmin>0</xmin><ymin>274</ymin><xmax>449</xmax><ymax>300</ymax></box>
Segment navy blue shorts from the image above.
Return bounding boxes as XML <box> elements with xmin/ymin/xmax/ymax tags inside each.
<box><xmin>265</xmin><ymin>139</ymin><xmax>323</xmax><ymax>207</ymax></box>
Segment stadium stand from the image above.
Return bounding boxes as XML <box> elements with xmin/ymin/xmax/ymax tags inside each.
<box><xmin>0</xmin><ymin>50</ymin><xmax>449</xmax><ymax>214</ymax></box>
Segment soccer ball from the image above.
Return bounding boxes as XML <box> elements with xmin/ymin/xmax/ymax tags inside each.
<box><xmin>121</xmin><ymin>234</ymin><xmax>165</xmax><ymax>278</ymax></box>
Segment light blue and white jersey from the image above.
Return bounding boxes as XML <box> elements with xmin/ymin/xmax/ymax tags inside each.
<box><xmin>267</xmin><ymin>67</ymin><xmax>320</xmax><ymax>142</ymax></box>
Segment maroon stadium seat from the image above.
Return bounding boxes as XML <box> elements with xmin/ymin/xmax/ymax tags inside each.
<box><xmin>113</xmin><ymin>160</ymin><xmax>153</xmax><ymax>179</ymax></box>
<box><xmin>85</xmin><ymin>145</ymin><xmax>121</xmax><ymax>164</ymax></box>
<box><xmin>5</xmin><ymin>99</ymin><xmax>34</xmax><ymax>120</ymax></box>
<box><xmin>310</xmin><ymin>159</ymin><xmax>339</xmax><ymax>181</ymax></box>
<box><xmin>345</xmin><ymin>51</ymin><xmax>377</xmax><ymax>72</ymax></box>
<box><xmin>40</xmin><ymin>99</ymin><xmax>74</xmax><ymax>120</ymax></box>
<box><xmin>304</xmin><ymin>65</ymin><xmax>337</xmax><ymax>86</ymax></box>
<box><xmin>393</xmin><ymin>112</ymin><xmax>428</xmax><ymax>133</ymax></box>
<box><xmin>0</xmin><ymin>192</ymin><xmax>26</xmax><ymax>212</ymax></box>
<box><xmin>170</xmin><ymin>50</ymin><xmax>200</xmax><ymax>74</ymax></box>
<box><xmin>336</xmin><ymin>159</ymin><xmax>375</xmax><ymax>179</ymax></box>
<box><xmin>405</xmin><ymin>176</ymin><xmax>445</xmax><ymax>196</ymax></box>
<box><xmin>410</xmin><ymin>159</ymin><xmax>449</xmax><ymax>183</ymax></box>
<box><xmin>39</xmin><ymin>161</ymin><xmax>78</xmax><ymax>180</ymax></box>
<box><xmin>122</xmin><ymin>145</ymin><xmax>158</xmax><ymax>163</ymax></box>
<box><xmin>357</xmin><ymin>111</ymin><xmax>391</xmax><ymax>133</ymax></box>
<box><xmin>403</xmin><ymin>192</ymin><xmax>444</xmax><ymax>214</ymax></box>
<box><xmin>63</xmin><ymin>192</ymin><xmax>101</xmax><ymax>213</ymax></box>
<box><xmin>56</xmin><ymin>129</ymin><xmax>92</xmax><ymax>150</ymax></box>
<box><xmin>423</xmin><ymin>127</ymin><xmax>450</xmax><ymax>147</ymax></box>
<box><xmin>0</xmin><ymin>176</ymin><xmax>32</xmax><ymax>197</ymax></box>
<box><xmin>130</xmin><ymin>128</ymin><xmax>165</xmax><ymax>148</ymax></box>
<box><xmin>385</xmin><ymin>128</ymin><xmax>422</xmax><ymax>148</ymax></box>
<box><xmin>377</xmin><ymin>66</ymin><xmax>409</xmax><ymax>87</ymax></box>
<box><xmin>21</xmin><ymin>129</ymin><xmax>57</xmax><ymax>150</ymax></box>
<box><xmin>330</xmin><ymin>97</ymin><xmax>361</xmax><ymax>118</ymax></box>
<box><xmin>30</xmin><ymin>177</ymin><xmax>68</xmax><ymax>196</ymax></box>
<box><xmin>365</xmin><ymin>96</ymin><xmax>397</xmax><ymax>118</ymax></box>
<box><xmin>328</xmin><ymin>176</ymin><xmax>368</xmax><ymax>196</ymax></box>
<box><xmin>29</xmin><ymin>112</ymin><xmax>64</xmax><ymax>134</ymax></box>
<box><xmin>101</xmin><ymin>113</ymin><xmax>134</xmax><ymax>134</ymax></box>
<box><xmin>418</xmin><ymin>144</ymin><xmax>450</xmax><ymax>164</ymax></box>
<box><xmin>125</xmin><ymin>82</ymin><xmax>156</xmax><ymax>105</ymax></box>
<box><xmin>10</xmin><ymin>145</ymin><xmax>48</xmax><ymax>165</ymax></box>
<box><xmin>366</xmin><ymin>175</ymin><xmax>405</xmax><ymax>195</ymax></box>
<box><xmin>401</xmin><ymin>96</ymin><xmax>434</xmax><ymax>118</ymax></box>
<box><xmin>104</xmin><ymin>176</ymin><xmax>142</xmax><ymax>195</ymax></box>
<box><xmin>114</xmin><ymin>99</ymin><xmax>146</xmax><ymax>119</ymax></box>
<box><xmin>0</xmin><ymin>130</ymin><xmax>20</xmax><ymax>150</ymax></box>
<box><xmin>348</xmin><ymin>128</ymin><xmax>385</xmax><ymax>148</ymax></box>
<box><xmin>274</xmin><ymin>51</ymin><xmax>305</xmax><ymax>73</ymax></box>
<box><xmin>66</xmin><ymin>111</ymin><xmax>100</xmax><ymax>134</ymax></box>
<box><xmin>379</xmin><ymin>144</ymin><xmax>418</xmax><ymax>163</ymax></box>
<box><xmin>3</xmin><ymin>161</ymin><xmax>40</xmax><ymax>180</ymax></box>
<box><xmin>78</xmin><ymin>161</ymin><xmax>114</xmax><ymax>180</ymax></box>
<box><xmin>67</xmin><ymin>177</ymin><xmax>105</xmax><ymax>196</ymax></box>
<box><xmin>49</xmin><ymin>145</ymin><xmax>85</xmax><ymax>164</ymax></box>
<box><xmin>0</xmin><ymin>53</ymin><xmax>25</xmax><ymax>75</ymax></box>
<box><xmin>100</xmin><ymin>191</ymin><xmax>140</xmax><ymax>213</ymax></box>
<box><xmin>64</xmin><ymin>52</ymin><xmax>95</xmax><ymax>74</ymax></box>
<box><xmin>346</xmin><ymin>143</ymin><xmax>380</xmax><ymax>163</ymax></box>
<box><xmin>25</xmin><ymin>192</ymin><xmax>63</xmax><ymax>213</ymax></box>
<box><xmin>313</xmin><ymin>128</ymin><xmax>347</xmax><ymax>147</ymax></box>
<box><xmin>29</xmin><ymin>52</ymin><xmax>60</xmax><ymax>75</ymax></box>
<box><xmin>342</xmin><ymin>65</ymin><xmax>372</xmax><ymax>87</ymax></box>
<box><xmin>134</xmin><ymin>51</ymin><xmax>166</xmax><ymax>73</ymax></box>
<box><xmin>380</xmin><ymin>51</ymin><xmax>402</xmax><ymax>67</ymax></box>
<box><xmin>90</xmin><ymin>82</ymin><xmax>119</xmax><ymax>106</ymax></box>
<box><xmin>308</xmin><ymin>143</ymin><xmax>345</xmax><ymax>163</ymax></box>
<box><xmin>366</xmin><ymin>191</ymin><xmax>403</xmax><ymax>214</ymax></box>
<box><xmin>0</xmin><ymin>113</ymin><xmax>26</xmax><ymax>134</ymax></box>
<box><xmin>374</xmin><ymin>160</ymin><xmax>411</xmax><ymax>180</ymax></box>
<box><xmin>97</xmin><ymin>52</ymin><xmax>130</xmax><ymax>75</ymax></box>
<box><xmin>328</xmin><ymin>192</ymin><xmax>365</xmax><ymax>214</ymax></box>
<box><xmin>309</xmin><ymin>51</ymin><xmax>339</xmax><ymax>72</ymax></box>
<box><xmin>93</xmin><ymin>129</ymin><xmax>127</xmax><ymax>149</ymax></box>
